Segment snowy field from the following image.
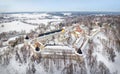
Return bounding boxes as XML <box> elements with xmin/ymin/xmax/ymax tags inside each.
<box><xmin>0</xmin><ymin>13</ymin><xmax>64</xmax><ymax>33</ymax></box>
<box><xmin>25</xmin><ymin>18</ymin><xmax>63</xmax><ymax>25</ymax></box>
<box><xmin>0</xmin><ymin>21</ymin><xmax>37</xmax><ymax>33</ymax></box>
<box><xmin>11</xmin><ymin>13</ymin><xmax>51</xmax><ymax>18</ymax></box>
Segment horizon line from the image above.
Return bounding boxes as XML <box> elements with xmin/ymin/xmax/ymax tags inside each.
<box><xmin>0</xmin><ymin>11</ymin><xmax>120</xmax><ymax>14</ymax></box>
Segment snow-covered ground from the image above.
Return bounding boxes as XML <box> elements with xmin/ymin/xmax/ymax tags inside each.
<box><xmin>25</xmin><ymin>18</ymin><xmax>63</xmax><ymax>25</ymax></box>
<box><xmin>0</xmin><ymin>13</ymin><xmax>120</xmax><ymax>74</ymax></box>
<box><xmin>11</xmin><ymin>13</ymin><xmax>51</xmax><ymax>18</ymax></box>
<box><xmin>92</xmin><ymin>30</ymin><xmax>120</xmax><ymax>74</ymax></box>
<box><xmin>0</xmin><ymin>13</ymin><xmax>64</xmax><ymax>33</ymax></box>
<box><xmin>11</xmin><ymin>13</ymin><xmax>63</xmax><ymax>19</ymax></box>
<box><xmin>0</xmin><ymin>21</ymin><xmax>37</xmax><ymax>33</ymax></box>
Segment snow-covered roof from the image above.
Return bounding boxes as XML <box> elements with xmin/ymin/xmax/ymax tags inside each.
<box><xmin>45</xmin><ymin>45</ymin><xmax>74</xmax><ymax>51</ymax></box>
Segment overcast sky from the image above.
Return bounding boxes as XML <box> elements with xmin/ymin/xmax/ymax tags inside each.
<box><xmin>0</xmin><ymin>0</ymin><xmax>120</xmax><ymax>12</ymax></box>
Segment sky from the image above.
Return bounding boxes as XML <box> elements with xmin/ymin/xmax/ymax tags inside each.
<box><xmin>0</xmin><ymin>0</ymin><xmax>120</xmax><ymax>12</ymax></box>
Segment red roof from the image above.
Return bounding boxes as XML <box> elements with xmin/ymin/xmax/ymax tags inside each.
<box><xmin>75</xmin><ymin>25</ymin><xmax>82</xmax><ymax>33</ymax></box>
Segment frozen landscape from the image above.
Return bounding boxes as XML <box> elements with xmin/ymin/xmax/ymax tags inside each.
<box><xmin>0</xmin><ymin>12</ymin><xmax>120</xmax><ymax>74</ymax></box>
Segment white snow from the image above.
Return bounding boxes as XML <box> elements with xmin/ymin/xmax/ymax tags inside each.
<box><xmin>45</xmin><ymin>45</ymin><xmax>74</xmax><ymax>50</ymax></box>
<box><xmin>94</xmin><ymin>52</ymin><xmax>120</xmax><ymax>74</ymax></box>
<box><xmin>1</xmin><ymin>13</ymin><xmax>120</xmax><ymax>74</ymax></box>
<box><xmin>0</xmin><ymin>21</ymin><xmax>37</xmax><ymax>33</ymax></box>
<box><xmin>93</xmin><ymin>31</ymin><xmax>120</xmax><ymax>74</ymax></box>
<box><xmin>25</xmin><ymin>18</ymin><xmax>63</xmax><ymax>25</ymax></box>
<box><xmin>11</xmin><ymin>13</ymin><xmax>51</xmax><ymax>18</ymax></box>
<box><xmin>8</xmin><ymin>36</ymin><xmax>19</xmax><ymax>41</ymax></box>
<box><xmin>52</xmin><ymin>16</ymin><xmax>63</xmax><ymax>19</ymax></box>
